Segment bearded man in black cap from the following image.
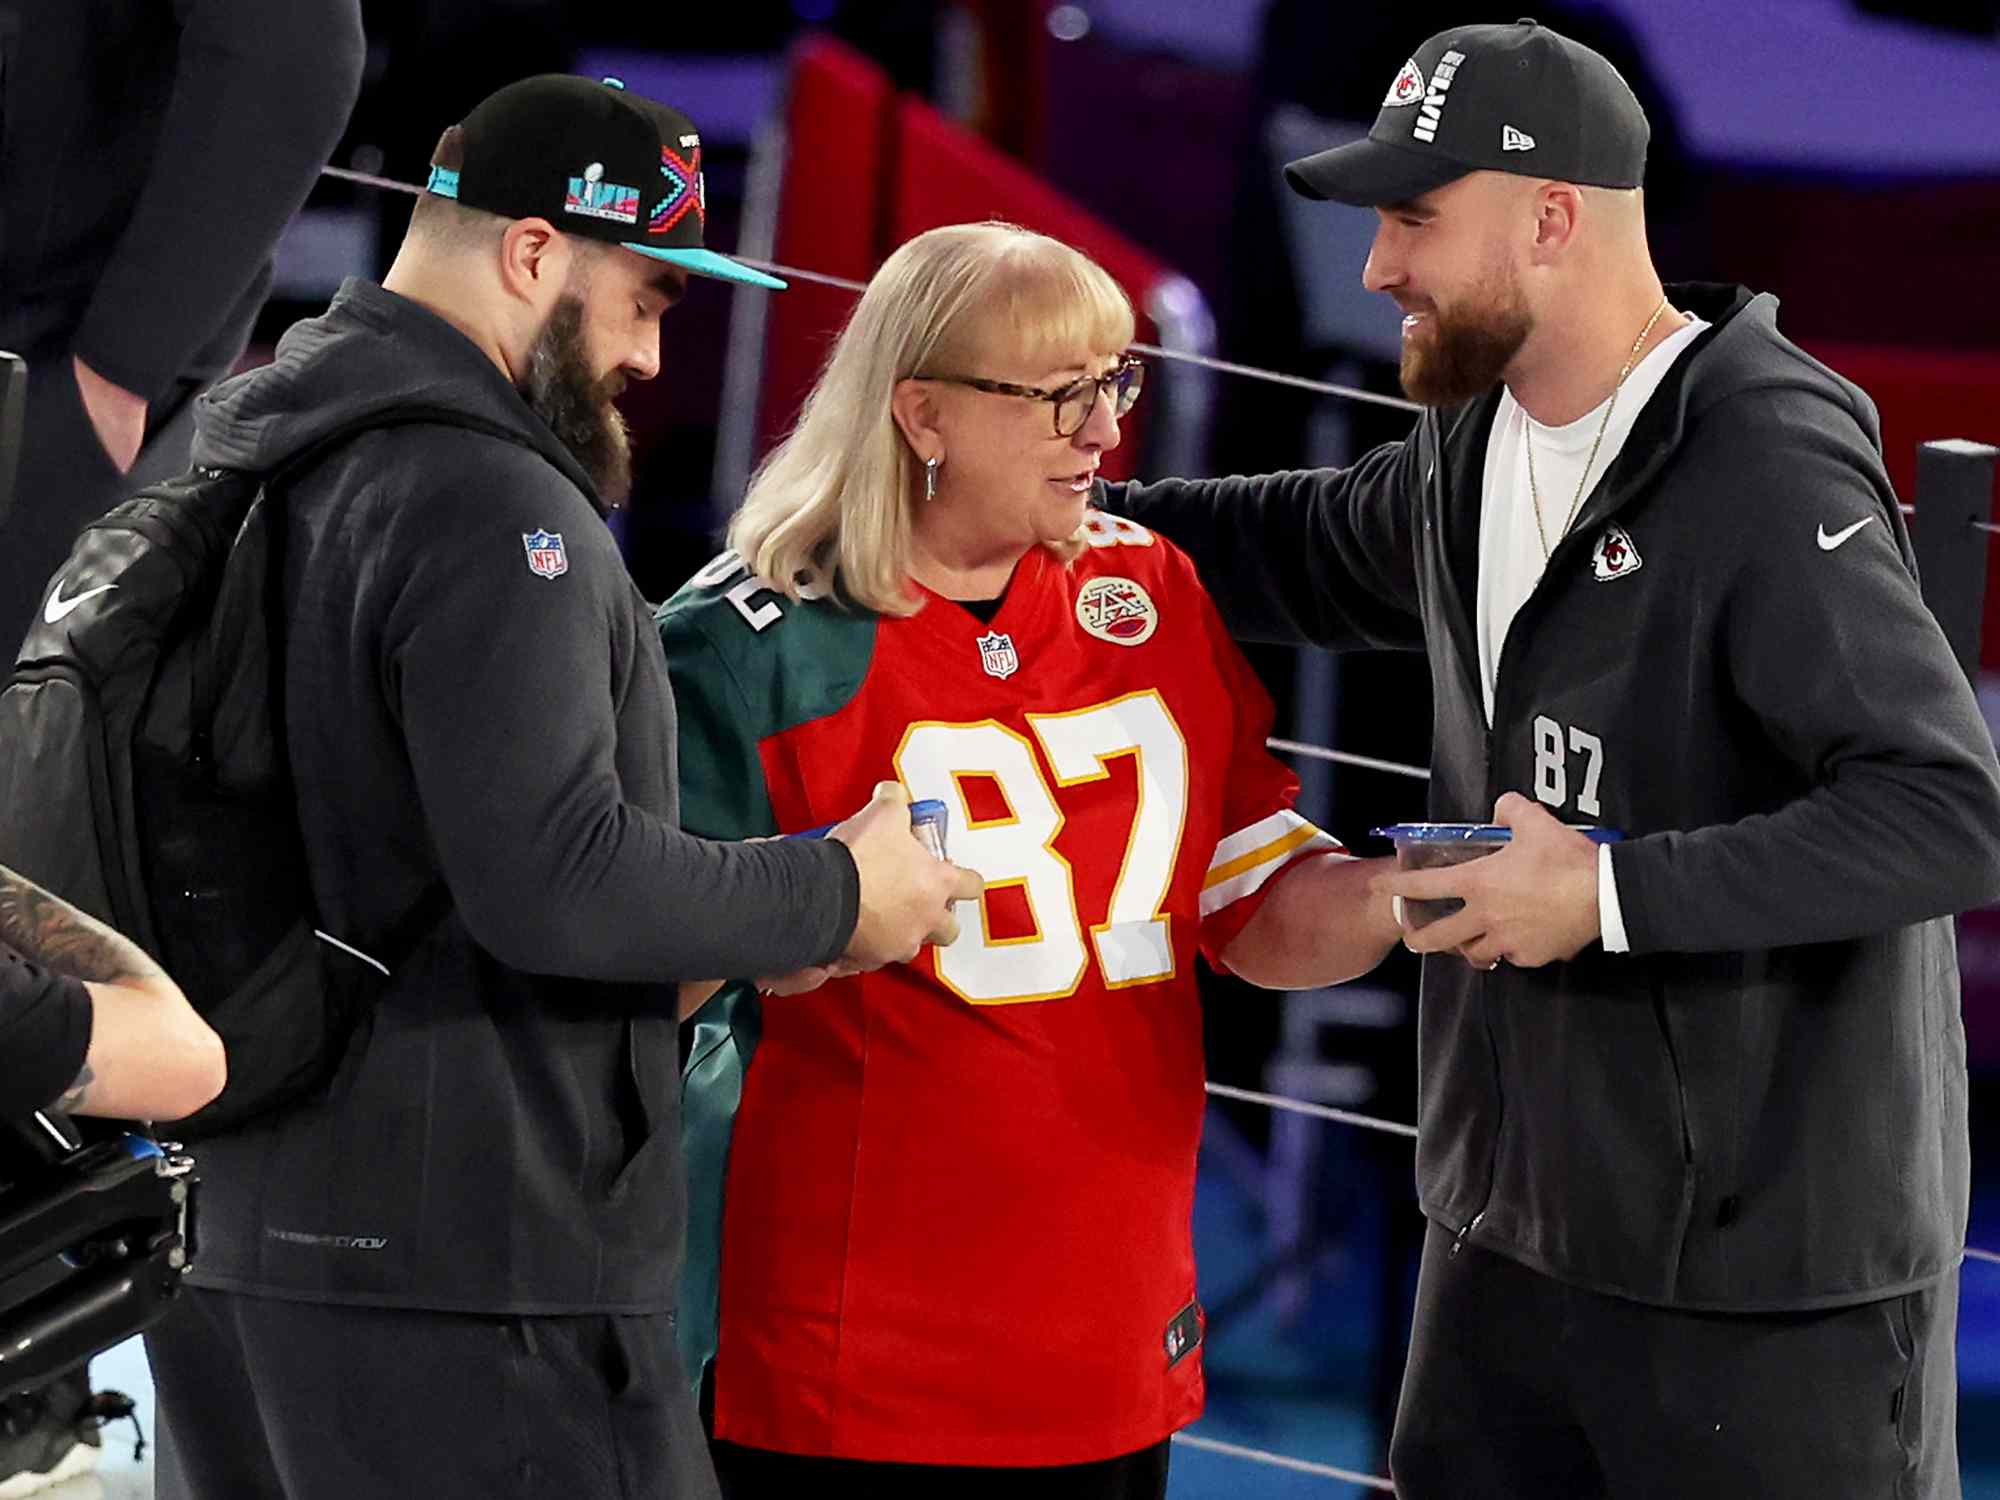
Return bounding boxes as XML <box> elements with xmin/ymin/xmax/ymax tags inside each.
<box><xmin>1106</xmin><ymin>18</ymin><xmax>2000</xmax><ymax>1499</ymax></box>
<box><xmin>137</xmin><ymin>75</ymin><xmax>979</xmax><ymax>1500</ymax></box>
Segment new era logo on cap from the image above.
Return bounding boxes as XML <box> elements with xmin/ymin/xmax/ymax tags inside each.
<box><xmin>1502</xmin><ymin>125</ymin><xmax>1537</xmax><ymax>152</ymax></box>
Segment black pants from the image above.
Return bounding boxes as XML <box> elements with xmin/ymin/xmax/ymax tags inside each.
<box><xmin>146</xmin><ymin>1285</ymin><xmax>718</xmax><ymax>1500</ymax></box>
<box><xmin>709</xmin><ymin>1437</ymin><xmax>1171</xmax><ymax>1500</ymax></box>
<box><xmin>1390</xmin><ymin>1220</ymin><xmax>1959</xmax><ymax>1500</ymax></box>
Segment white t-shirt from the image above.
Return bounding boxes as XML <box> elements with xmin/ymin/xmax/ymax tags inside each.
<box><xmin>1476</xmin><ymin>315</ymin><xmax>1709</xmax><ymax>951</ymax></box>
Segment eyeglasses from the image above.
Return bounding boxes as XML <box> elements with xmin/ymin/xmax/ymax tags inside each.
<box><xmin>919</xmin><ymin>355</ymin><xmax>1145</xmax><ymax>438</ymax></box>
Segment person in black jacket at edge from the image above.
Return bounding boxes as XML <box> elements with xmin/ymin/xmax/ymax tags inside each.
<box><xmin>0</xmin><ymin>0</ymin><xmax>367</xmax><ymax>653</ymax></box>
<box><xmin>1104</xmin><ymin>19</ymin><xmax>2000</xmax><ymax>1500</ymax></box>
<box><xmin>138</xmin><ymin>76</ymin><xmax>980</xmax><ymax>1500</ymax></box>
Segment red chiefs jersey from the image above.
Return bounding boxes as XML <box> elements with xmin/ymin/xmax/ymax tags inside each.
<box><xmin>658</xmin><ymin>512</ymin><xmax>1345</xmax><ymax>1466</ymax></box>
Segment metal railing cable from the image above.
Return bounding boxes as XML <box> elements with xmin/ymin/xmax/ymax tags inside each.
<box><xmin>1266</xmin><ymin>738</ymin><xmax>1431</xmax><ymax>781</ymax></box>
<box><xmin>319</xmin><ymin>164</ymin><xmax>421</xmax><ymax>196</ymax></box>
<box><xmin>311</xmin><ymin>166</ymin><xmax>1421</xmax><ymax>417</ymax></box>
<box><xmin>713</xmin><ymin>246</ymin><xmax>1424</xmax><ymax>416</ymax></box>
<box><xmin>715</xmin><ymin>264</ymin><xmax>1418</xmax><ymax>412</ymax></box>
<box><xmin>1170</xmin><ymin>1432</ymin><xmax>1398</xmax><ymax>1492</ymax></box>
<box><xmin>1204</xmin><ymin>1081</ymin><xmax>1419</xmax><ymax>1140</ymax></box>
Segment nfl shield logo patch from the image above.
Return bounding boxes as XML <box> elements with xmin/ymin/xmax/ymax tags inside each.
<box><xmin>977</xmin><ymin>630</ymin><xmax>1019</xmax><ymax>680</ymax></box>
<box><xmin>522</xmin><ymin>529</ymin><xmax>568</xmax><ymax>580</ymax></box>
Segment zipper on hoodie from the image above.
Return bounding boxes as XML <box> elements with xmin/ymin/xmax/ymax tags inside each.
<box><xmin>1473</xmin><ymin>496</ymin><xmax>1597</xmax><ymax>1222</ymax></box>
<box><xmin>1651</xmin><ymin>985</ymin><xmax>1696</xmax><ymax>1165</ymax></box>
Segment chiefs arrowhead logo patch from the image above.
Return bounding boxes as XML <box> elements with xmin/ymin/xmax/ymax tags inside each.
<box><xmin>1591</xmin><ymin>525</ymin><xmax>1643</xmax><ymax>582</ymax></box>
<box><xmin>1384</xmin><ymin>58</ymin><xmax>1427</xmax><ymax>108</ymax></box>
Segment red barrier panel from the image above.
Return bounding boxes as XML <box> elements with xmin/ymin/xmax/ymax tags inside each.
<box><xmin>758</xmin><ymin>37</ymin><xmax>896</xmax><ymax>459</ymax></box>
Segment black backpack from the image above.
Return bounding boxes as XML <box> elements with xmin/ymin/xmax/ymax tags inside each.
<box><xmin>0</xmin><ymin>411</ymin><xmax>508</xmax><ymax>1136</ymax></box>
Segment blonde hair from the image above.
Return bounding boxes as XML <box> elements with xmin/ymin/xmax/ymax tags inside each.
<box><xmin>728</xmin><ymin>221</ymin><xmax>1136</xmax><ymax>616</ymax></box>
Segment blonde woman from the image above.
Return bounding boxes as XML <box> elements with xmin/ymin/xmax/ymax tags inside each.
<box><xmin>659</xmin><ymin>221</ymin><xmax>1397</xmax><ymax>1499</ymax></box>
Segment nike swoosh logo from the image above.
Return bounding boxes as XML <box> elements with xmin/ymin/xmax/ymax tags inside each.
<box><xmin>43</xmin><ymin>581</ymin><xmax>117</xmax><ymax>624</ymax></box>
<box><xmin>1817</xmin><ymin>518</ymin><xmax>1874</xmax><ymax>552</ymax></box>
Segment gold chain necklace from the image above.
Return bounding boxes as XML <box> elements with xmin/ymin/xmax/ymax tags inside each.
<box><xmin>1526</xmin><ymin>295</ymin><xmax>1672</xmax><ymax>559</ymax></box>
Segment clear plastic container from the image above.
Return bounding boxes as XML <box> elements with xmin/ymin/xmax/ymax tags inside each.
<box><xmin>1371</xmin><ymin>823</ymin><xmax>1623</xmax><ymax>928</ymax></box>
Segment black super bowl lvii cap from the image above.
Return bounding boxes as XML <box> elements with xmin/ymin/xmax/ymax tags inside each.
<box><xmin>425</xmin><ymin>73</ymin><xmax>784</xmax><ymax>291</ymax></box>
<box><xmin>1285</xmin><ymin>18</ymin><xmax>1649</xmax><ymax>208</ymax></box>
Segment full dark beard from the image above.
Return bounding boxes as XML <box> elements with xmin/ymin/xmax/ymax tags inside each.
<box><xmin>1400</xmin><ymin>275</ymin><xmax>1532</xmax><ymax>408</ymax></box>
<box><xmin>523</xmin><ymin>295</ymin><xmax>633</xmax><ymax>508</ymax></box>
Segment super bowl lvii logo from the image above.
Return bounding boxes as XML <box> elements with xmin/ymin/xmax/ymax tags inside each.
<box><xmin>565</xmin><ymin>161</ymin><xmax>641</xmax><ymax>225</ymax></box>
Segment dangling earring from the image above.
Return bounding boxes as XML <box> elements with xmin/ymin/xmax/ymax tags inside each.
<box><xmin>923</xmin><ymin>454</ymin><xmax>941</xmax><ymax>503</ymax></box>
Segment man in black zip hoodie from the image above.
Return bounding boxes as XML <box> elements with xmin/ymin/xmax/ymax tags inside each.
<box><xmin>1107</xmin><ymin>20</ymin><xmax>2000</xmax><ymax>1500</ymax></box>
<box><xmin>138</xmin><ymin>77</ymin><xmax>979</xmax><ymax>1500</ymax></box>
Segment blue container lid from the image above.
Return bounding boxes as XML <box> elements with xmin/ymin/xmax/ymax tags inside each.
<box><xmin>790</xmin><ymin>797</ymin><xmax>952</xmax><ymax>840</ymax></box>
<box><xmin>1370</xmin><ymin>822</ymin><xmax>1623</xmax><ymax>844</ymax></box>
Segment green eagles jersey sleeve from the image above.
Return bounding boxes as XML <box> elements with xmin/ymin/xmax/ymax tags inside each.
<box><xmin>658</xmin><ymin>585</ymin><xmax>771</xmax><ymax>1393</ymax></box>
<box><xmin>655</xmin><ymin>554</ymin><xmax>880</xmax><ymax>1392</ymax></box>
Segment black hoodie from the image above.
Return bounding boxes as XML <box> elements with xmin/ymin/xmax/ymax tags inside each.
<box><xmin>1107</xmin><ymin>283</ymin><xmax>2000</xmax><ymax>1311</ymax></box>
<box><xmin>183</xmin><ymin>280</ymin><xmax>859</xmax><ymax>1312</ymax></box>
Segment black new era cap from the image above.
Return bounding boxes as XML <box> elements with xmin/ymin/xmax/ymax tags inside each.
<box><xmin>426</xmin><ymin>74</ymin><xmax>784</xmax><ymax>291</ymax></box>
<box><xmin>1284</xmin><ymin>18</ymin><xmax>1649</xmax><ymax>207</ymax></box>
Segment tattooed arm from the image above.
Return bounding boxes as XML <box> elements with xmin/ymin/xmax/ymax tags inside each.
<box><xmin>0</xmin><ymin>865</ymin><xmax>168</xmax><ymax>986</ymax></box>
<box><xmin>0</xmin><ymin>864</ymin><xmax>225</xmax><ymax>1120</ymax></box>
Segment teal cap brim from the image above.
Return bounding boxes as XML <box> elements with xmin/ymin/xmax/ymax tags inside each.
<box><xmin>621</xmin><ymin>243</ymin><xmax>786</xmax><ymax>291</ymax></box>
